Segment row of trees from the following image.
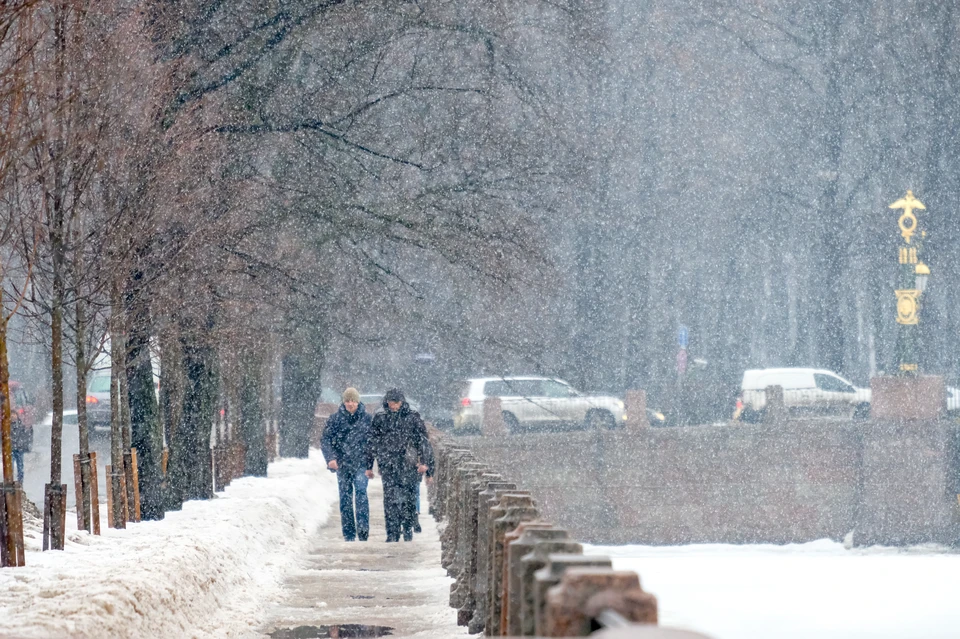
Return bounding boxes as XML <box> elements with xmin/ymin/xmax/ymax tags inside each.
<box><xmin>1</xmin><ymin>0</ymin><xmax>581</xmax><ymax>558</ymax></box>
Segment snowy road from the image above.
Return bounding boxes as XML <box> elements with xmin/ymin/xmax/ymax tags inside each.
<box><xmin>593</xmin><ymin>541</ymin><xmax>960</xmax><ymax>639</ymax></box>
<box><xmin>21</xmin><ymin>413</ymin><xmax>111</xmax><ymax>512</ymax></box>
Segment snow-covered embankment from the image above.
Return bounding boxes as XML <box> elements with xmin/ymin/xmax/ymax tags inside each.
<box><xmin>0</xmin><ymin>451</ymin><xmax>337</xmax><ymax>638</ymax></box>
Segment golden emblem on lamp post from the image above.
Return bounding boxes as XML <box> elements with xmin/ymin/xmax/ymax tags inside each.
<box><xmin>889</xmin><ymin>190</ymin><xmax>925</xmax><ymax>243</ymax></box>
<box><xmin>895</xmin><ymin>289</ymin><xmax>919</xmax><ymax>325</ymax></box>
<box><xmin>888</xmin><ymin>190</ymin><xmax>930</xmax><ymax>373</ymax></box>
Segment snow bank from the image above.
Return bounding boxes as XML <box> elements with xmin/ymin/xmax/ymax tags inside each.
<box><xmin>589</xmin><ymin>539</ymin><xmax>960</xmax><ymax>639</ymax></box>
<box><xmin>0</xmin><ymin>451</ymin><xmax>337</xmax><ymax>639</ymax></box>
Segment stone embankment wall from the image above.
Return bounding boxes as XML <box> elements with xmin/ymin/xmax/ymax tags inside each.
<box><xmin>455</xmin><ymin>419</ymin><xmax>960</xmax><ymax>546</ymax></box>
<box><xmin>427</xmin><ymin>432</ymin><xmax>710</xmax><ymax>638</ymax></box>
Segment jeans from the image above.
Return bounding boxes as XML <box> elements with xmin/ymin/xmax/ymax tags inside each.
<box><xmin>12</xmin><ymin>449</ymin><xmax>24</xmax><ymax>484</ymax></box>
<box><xmin>337</xmin><ymin>469</ymin><xmax>370</xmax><ymax>540</ymax></box>
<box><xmin>382</xmin><ymin>467</ymin><xmax>419</xmax><ymax>541</ymax></box>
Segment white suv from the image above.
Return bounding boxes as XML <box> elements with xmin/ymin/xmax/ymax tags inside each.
<box><xmin>453</xmin><ymin>376</ymin><xmax>626</xmax><ymax>434</ymax></box>
<box><xmin>735</xmin><ymin>367</ymin><xmax>871</xmax><ymax>422</ymax></box>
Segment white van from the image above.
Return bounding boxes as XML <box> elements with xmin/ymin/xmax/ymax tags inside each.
<box><xmin>736</xmin><ymin>367</ymin><xmax>871</xmax><ymax>422</ymax></box>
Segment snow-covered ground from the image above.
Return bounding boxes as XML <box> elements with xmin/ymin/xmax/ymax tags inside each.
<box><xmin>0</xmin><ymin>451</ymin><xmax>338</xmax><ymax>639</ymax></box>
<box><xmin>591</xmin><ymin>540</ymin><xmax>960</xmax><ymax>639</ymax></box>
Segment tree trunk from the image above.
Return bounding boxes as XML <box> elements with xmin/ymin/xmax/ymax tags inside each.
<box><xmin>0</xmin><ymin>288</ymin><xmax>25</xmax><ymax>566</ymax></box>
<box><xmin>125</xmin><ymin>275</ymin><xmax>164</xmax><ymax>520</ymax></box>
<box><xmin>74</xmin><ymin>299</ymin><xmax>93</xmax><ymax>532</ymax></box>
<box><xmin>170</xmin><ymin>328</ymin><xmax>215</xmax><ymax>502</ymax></box>
<box><xmin>279</xmin><ymin>354</ymin><xmax>315</xmax><ymax>459</ymax></box>
<box><xmin>47</xmin><ymin>193</ymin><xmax>66</xmax><ymax>550</ymax></box>
<box><xmin>240</xmin><ymin>352</ymin><xmax>267</xmax><ymax>477</ymax></box>
<box><xmin>109</xmin><ymin>283</ymin><xmax>126</xmax><ymax>528</ymax></box>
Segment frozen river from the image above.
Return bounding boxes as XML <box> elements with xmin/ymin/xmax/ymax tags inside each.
<box><xmin>592</xmin><ymin>539</ymin><xmax>960</xmax><ymax>638</ymax></box>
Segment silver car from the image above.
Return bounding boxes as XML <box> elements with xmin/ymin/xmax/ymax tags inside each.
<box><xmin>452</xmin><ymin>376</ymin><xmax>626</xmax><ymax>434</ymax></box>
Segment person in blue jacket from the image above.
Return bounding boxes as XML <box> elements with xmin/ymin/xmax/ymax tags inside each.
<box><xmin>321</xmin><ymin>388</ymin><xmax>373</xmax><ymax>541</ymax></box>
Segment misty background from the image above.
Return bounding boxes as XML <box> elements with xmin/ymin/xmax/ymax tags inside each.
<box><xmin>6</xmin><ymin>0</ymin><xmax>959</xmax><ymax>427</ymax></box>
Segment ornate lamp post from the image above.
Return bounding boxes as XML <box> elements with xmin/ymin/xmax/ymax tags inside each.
<box><xmin>889</xmin><ymin>190</ymin><xmax>930</xmax><ymax>374</ymax></box>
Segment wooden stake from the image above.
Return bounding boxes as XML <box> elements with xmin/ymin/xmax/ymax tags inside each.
<box><xmin>42</xmin><ymin>483</ymin><xmax>66</xmax><ymax>551</ymax></box>
<box><xmin>42</xmin><ymin>485</ymin><xmax>50</xmax><ymax>551</ymax></box>
<box><xmin>161</xmin><ymin>447</ymin><xmax>169</xmax><ymax>477</ymax></box>
<box><xmin>89</xmin><ymin>452</ymin><xmax>100</xmax><ymax>536</ymax></box>
<box><xmin>11</xmin><ymin>485</ymin><xmax>24</xmax><ymax>566</ymax></box>
<box><xmin>105</xmin><ymin>464</ymin><xmax>114</xmax><ymax>529</ymax></box>
<box><xmin>0</xmin><ymin>484</ymin><xmax>8</xmax><ymax>566</ymax></box>
<box><xmin>131</xmin><ymin>448</ymin><xmax>141</xmax><ymax>522</ymax></box>
<box><xmin>122</xmin><ymin>450</ymin><xmax>135</xmax><ymax>523</ymax></box>
<box><xmin>0</xmin><ymin>482</ymin><xmax>10</xmax><ymax>568</ymax></box>
<box><xmin>59</xmin><ymin>485</ymin><xmax>67</xmax><ymax>546</ymax></box>
<box><xmin>72</xmin><ymin>454</ymin><xmax>84</xmax><ymax>530</ymax></box>
<box><xmin>119</xmin><ymin>466</ymin><xmax>129</xmax><ymax>524</ymax></box>
<box><xmin>0</xmin><ymin>484</ymin><xmax>25</xmax><ymax>566</ymax></box>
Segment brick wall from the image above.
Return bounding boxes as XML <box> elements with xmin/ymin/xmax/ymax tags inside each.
<box><xmin>456</xmin><ymin>419</ymin><xmax>960</xmax><ymax>545</ymax></box>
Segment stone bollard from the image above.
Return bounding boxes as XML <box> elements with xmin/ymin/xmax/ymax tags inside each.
<box><xmin>487</xmin><ymin>504</ymin><xmax>539</xmax><ymax>635</ymax></box>
<box><xmin>478</xmin><ymin>493</ymin><xmax>535</xmax><ymax>635</ymax></box>
<box><xmin>543</xmin><ymin>567</ymin><xmax>658</xmax><ymax>636</ymax></box>
<box><xmin>469</xmin><ymin>485</ymin><xmax>523</xmax><ymax>634</ymax></box>
<box><xmin>533</xmin><ymin>554</ymin><xmax>612</xmax><ymax>637</ymax></box>
<box><xmin>424</xmin><ymin>434</ymin><xmax>448</xmax><ymax>516</ymax></box>
<box><xmin>435</xmin><ymin>445</ymin><xmax>469</xmax><ymax>521</ymax></box>
<box><xmin>519</xmin><ymin>540</ymin><xmax>583</xmax><ymax>636</ymax></box>
<box><xmin>763</xmin><ymin>384</ymin><xmax>787</xmax><ymax>425</ymax></box>
<box><xmin>625</xmin><ymin>389</ymin><xmax>650</xmax><ymax>430</ymax></box>
<box><xmin>482</xmin><ymin>396</ymin><xmax>507</xmax><ymax>436</ymax></box>
<box><xmin>447</xmin><ymin>464</ymin><xmax>480</xmax><ymax>581</ymax></box>
<box><xmin>436</xmin><ymin>448</ymin><xmax>470</xmax><ymax>530</ymax></box>
<box><xmin>450</xmin><ymin>469</ymin><xmax>496</xmax><ymax>609</ymax></box>
<box><xmin>450</xmin><ymin>463</ymin><xmax>487</xmax><ymax>575</ymax></box>
<box><xmin>454</xmin><ymin>474</ymin><xmax>508</xmax><ymax>624</ymax></box>
<box><xmin>442</xmin><ymin>460</ymin><xmax>485</xmax><ymax>571</ymax></box>
<box><xmin>502</xmin><ymin>525</ymin><xmax>569</xmax><ymax>637</ymax></box>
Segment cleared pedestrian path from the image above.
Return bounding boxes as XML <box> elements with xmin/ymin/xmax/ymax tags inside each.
<box><xmin>258</xmin><ymin>477</ymin><xmax>471</xmax><ymax>639</ymax></box>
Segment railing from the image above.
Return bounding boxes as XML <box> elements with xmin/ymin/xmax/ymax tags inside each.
<box><xmin>427</xmin><ymin>430</ymin><xmax>706</xmax><ymax>638</ymax></box>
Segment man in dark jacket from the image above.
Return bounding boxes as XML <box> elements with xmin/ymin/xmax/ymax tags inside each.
<box><xmin>321</xmin><ymin>388</ymin><xmax>372</xmax><ymax>541</ymax></box>
<box><xmin>368</xmin><ymin>388</ymin><xmax>434</xmax><ymax>542</ymax></box>
<box><xmin>11</xmin><ymin>417</ymin><xmax>28</xmax><ymax>484</ymax></box>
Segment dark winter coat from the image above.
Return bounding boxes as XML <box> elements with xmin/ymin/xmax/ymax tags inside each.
<box><xmin>321</xmin><ymin>403</ymin><xmax>373</xmax><ymax>471</ymax></box>
<box><xmin>368</xmin><ymin>401</ymin><xmax>435</xmax><ymax>478</ymax></box>
<box><xmin>11</xmin><ymin>418</ymin><xmax>30</xmax><ymax>452</ymax></box>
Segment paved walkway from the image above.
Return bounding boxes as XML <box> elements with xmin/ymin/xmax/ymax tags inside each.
<box><xmin>258</xmin><ymin>478</ymin><xmax>471</xmax><ymax>639</ymax></box>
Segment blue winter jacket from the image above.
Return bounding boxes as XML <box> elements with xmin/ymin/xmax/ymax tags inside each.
<box><xmin>320</xmin><ymin>403</ymin><xmax>373</xmax><ymax>471</ymax></box>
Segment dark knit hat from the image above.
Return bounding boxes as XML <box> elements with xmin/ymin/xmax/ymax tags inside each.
<box><xmin>342</xmin><ymin>387</ymin><xmax>360</xmax><ymax>403</ymax></box>
<box><xmin>383</xmin><ymin>388</ymin><xmax>405</xmax><ymax>403</ymax></box>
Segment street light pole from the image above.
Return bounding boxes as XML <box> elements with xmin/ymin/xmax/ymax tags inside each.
<box><xmin>888</xmin><ymin>190</ymin><xmax>930</xmax><ymax>375</ymax></box>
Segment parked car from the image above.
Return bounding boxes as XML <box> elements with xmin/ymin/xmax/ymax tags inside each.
<box><xmin>452</xmin><ymin>376</ymin><xmax>626</xmax><ymax>434</ymax></box>
<box><xmin>646</xmin><ymin>407</ymin><xmax>668</xmax><ymax>427</ymax></box>
<box><xmin>734</xmin><ymin>367</ymin><xmax>871</xmax><ymax>422</ymax></box>
<box><xmin>85</xmin><ymin>371</ymin><xmax>112</xmax><ymax>436</ymax></box>
<box><xmin>315</xmin><ymin>387</ymin><xmax>342</xmax><ymax>422</ymax></box>
<box><xmin>948</xmin><ymin>386</ymin><xmax>960</xmax><ymax>414</ymax></box>
<box><xmin>86</xmin><ymin>348</ymin><xmax>160</xmax><ymax>437</ymax></box>
<box><xmin>9</xmin><ymin>381</ymin><xmax>37</xmax><ymax>452</ymax></box>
